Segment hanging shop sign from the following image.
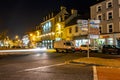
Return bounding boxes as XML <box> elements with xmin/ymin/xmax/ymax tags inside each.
<box><xmin>77</xmin><ymin>20</ymin><xmax>88</xmax><ymax>36</ymax></box>
<box><xmin>89</xmin><ymin>20</ymin><xmax>100</xmax><ymax>39</ymax></box>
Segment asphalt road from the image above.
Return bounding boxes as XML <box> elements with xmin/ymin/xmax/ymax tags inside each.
<box><xmin>0</xmin><ymin>51</ymin><xmax>93</xmax><ymax>80</ymax></box>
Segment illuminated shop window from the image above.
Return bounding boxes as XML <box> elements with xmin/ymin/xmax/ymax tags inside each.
<box><xmin>108</xmin><ymin>38</ymin><xmax>113</xmax><ymax>45</ymax></box>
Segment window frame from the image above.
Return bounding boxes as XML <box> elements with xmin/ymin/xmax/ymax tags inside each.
<box><xmin>107</xmin><ymin>10</ymin><xmax>113</xmax><ymax>20</ymax></box>
<box><xmin>97</xmin><ymin>14</ymin><xmax>102</xmax><ymax>20</ymax></box>
<box><xmin>107</xmin><ymin>23</ymin><xmax>113</xmax><ymax>33</ymax></box>
<box><xmin>96</xmin><ymin>5</ymin><xmax>102</xmax><ymax>12</ymax></box>
<box><xmin>106</xmin><ymin>0</ymin><xmax>113</xmax><ymax>8</ymax></box>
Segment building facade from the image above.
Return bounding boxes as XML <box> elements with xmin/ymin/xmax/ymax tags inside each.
<box><xmin>91</xmin><ymin>0</ymin><xmax>120</xmax><ymax>46</ymax></box>
<box><xmin>64</xmin><ymin>24</ymin><xmax>89</xmax><ymax>47</ymax></box>
<box><xmin>40</xmin><ymin>6</ymin><xmax>79</xmax><ymax>49</ymax></box>
<box><xmin>40</xmin><ymin>6</ymin><xmax>69</xmax><ymax>49</ymax></box>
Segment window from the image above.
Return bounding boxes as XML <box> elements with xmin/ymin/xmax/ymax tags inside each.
<box><xmin>98</xmin><ymin>15</ymin><xmax>102</xmax><ymax>20</ymax></box>
<box><xmin>99</xmin><ymin>26</ymin><xmax>102</xmax><ymax>33</ymax></box>
<box><xmin>75</xmin><ymin>26</ymin><xmax>78</xmax><ymax>33</ymax></box>
<box><xmin>69</xmin><ymin>28</ymin><xmax>72</xmax><ymax>33</ymax></box>
<box><xmin>42</xmin><ymin>21</ymin><xmax>52</xmax><ymax>32</ymax></box>
<box><xmin>106</xmin><ymin>0</ymin><xmax>112</xmax><ymax>8</ymax></box>
<box><xmin>97</xmin><ymin>14</ymin><xmax>102</xmax><ymax>20</ymax></box>
<box><xmin>107</xmin><ymin>23</ymin><xmax>113</xmax><ymax>33</ymax></box>
<box><xmin>108</xmin><ymin>2</ymin><xmax>112</xmax><ymax>8</ymax></box>
<box><xmin>97</xmin><ymin>5</ymin><xmax>102</xmax><ymax>12</ymax></box>
<box><xmin>107</xmin><ymin>11</ymin><xmax>113</xmax><ymax>20</ymax></box>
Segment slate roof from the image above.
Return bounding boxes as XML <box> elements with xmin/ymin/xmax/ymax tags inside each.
<box><xmin>65</xmin><ymin>13</ymin><xmax>89</xmax><ymax>27</ymax></box>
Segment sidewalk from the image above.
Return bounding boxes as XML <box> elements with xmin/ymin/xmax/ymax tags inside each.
<box><xmin>71</xmin><ymin>57</ymin><xmax>120</xmax><ymax>80</ymax></box>
<box><xmin>72</xmin><ymin>57</ymin><xmax>120</xmax><ymax>68</ymax></box>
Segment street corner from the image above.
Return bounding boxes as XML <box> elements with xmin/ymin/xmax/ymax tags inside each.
<box><xmin>95</xmin><ymin>66</ymin><xmax>120</xmax><ymax>80</ymax></box>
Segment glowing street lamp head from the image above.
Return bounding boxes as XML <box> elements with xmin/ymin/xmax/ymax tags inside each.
<box><xmin>30</xmin><ymin>33</ymin><xmax>33</xmax><ymax>36</ymax></box>
<box><xmin>15</xmin><ymin>35</ymin><xmax>19</xmax><ymax>39</ymax></box>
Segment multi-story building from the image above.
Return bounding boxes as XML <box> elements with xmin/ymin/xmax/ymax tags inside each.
<box><xmin>64</xmin><ymin>15</ymin><xmax>89</xmax><ymax>47</ymax></box>
<box><xmin>40</xmin><ymin>6</ymin><xmax>79</xmax><ymax>49</ymax></box>
<box><xmin>40</xmin><ymin>6</ymin><xmax>69</xmax><ymax>49</ymax></box>
<box><xmin>90</xmin><ymin>0</ymin><xmax>120</xmax><ymax>46</ymax></box>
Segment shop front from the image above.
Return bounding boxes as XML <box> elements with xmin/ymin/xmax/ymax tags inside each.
<box><xmin>42</xmin><ymin>40</ymin><xmax>53</xmax><ymax>49</ymax></box>
<box><xmin>73</xmin><ymin>35</ymin><xmax>89</xmax><ymax>47</ymax></box>
<box><xmin>99</xmin><ymin>33</ymin><xmax>120</xmax><ymax>46</ymax></box>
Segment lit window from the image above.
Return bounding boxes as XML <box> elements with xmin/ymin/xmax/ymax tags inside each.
<box><xmin>59</xmin><ymin>16</ymin><xmax>61</xmax><ymax>22</ymax></box>
<box><xmin>49</xmin><ymin>21</ymin><xmax>51</xmax><ymax>27</ymax></box>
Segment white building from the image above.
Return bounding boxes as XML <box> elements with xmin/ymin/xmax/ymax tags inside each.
<box><xmin>91</xmin><ymin>0</ymin><xmax>120</xmax><ymax>46</ymax></box>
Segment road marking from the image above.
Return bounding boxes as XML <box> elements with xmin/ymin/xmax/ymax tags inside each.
<box><xmin>23</xmin><ymin>63</ymin><xmax>66</xmax><ymax>72</ymax></box>
<box><xmin>93</xmin><ymin>66</ymin><xmax>98</xmax><ymax>80</ymax></box>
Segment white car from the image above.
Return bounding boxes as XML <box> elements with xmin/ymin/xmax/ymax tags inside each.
<box><xmin>79</xmin><ymin>45</ymin><xmax>99</xmax><ymax>52</ymax></box>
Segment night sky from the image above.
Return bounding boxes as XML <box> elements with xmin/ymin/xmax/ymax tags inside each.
<box><xmin>0</xmin><ymin>0</ymin><xmax>103</xmax><ymax>39</ymax></box>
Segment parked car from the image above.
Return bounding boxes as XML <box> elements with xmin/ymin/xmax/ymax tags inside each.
<box><xmin>79</xmin><ymin>45</ymin><xmax>99</xmax><ymax>53</ymax></box>
<box><xmin>102</xmin><ymin>45</ymin><xmax>120</xmax><ymax>54</ymax></box>
<box><xmin>75</xmin><ymin>46</ymin><xmax>81</xmax><ymax>52</ymax></box>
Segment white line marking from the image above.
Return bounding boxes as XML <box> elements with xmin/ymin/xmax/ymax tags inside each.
<box><xmin>93</xmin><ymin>66</ymin><xmax>98</xmax><ymax>80</ymax></box>
<box><xmin>24</xmin><ymin>63</ymin><xmax>66</xmax><ymax>72</ymax></box>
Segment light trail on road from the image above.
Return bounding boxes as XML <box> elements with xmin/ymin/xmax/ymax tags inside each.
<box><xmin>0</xmin><ymin>48</ymin><xmax>47</xmax><ymax>52</ymax></box>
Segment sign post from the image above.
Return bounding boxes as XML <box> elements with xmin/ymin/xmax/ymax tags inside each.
<box><xmin>77</xmin><ymin>19</ymin><xmax>100</xmax><ymax>58</ymax></box>
<box><xmin>87</xmin><ymin>19</ymin><xmax>90</xmax><ymax>58</ymax></box>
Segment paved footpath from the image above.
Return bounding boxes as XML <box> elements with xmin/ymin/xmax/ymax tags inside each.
<box><xmin>96</xmin><ymin>67</ymin><xmax>120</xmax><ymax>80</ymax></box>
